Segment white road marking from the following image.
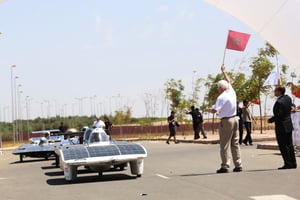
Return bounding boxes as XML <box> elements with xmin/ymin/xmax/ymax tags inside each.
<box><xmin>250</xmin><ymin>194</ymin><xmax>298</xmax><ymax>200</ymax></box>
<box><xmin>156</xmin><ymin>174</ymin><xmax>170</xmax><ymax>179</ymax></box>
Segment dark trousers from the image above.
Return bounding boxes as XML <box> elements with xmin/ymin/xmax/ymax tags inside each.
<box><xmin>193</xmin><ymin>123</ymin><xmax>200</xmax><ymax>139</ymax></box>
<box><xmin>238</xmin><ymin>120</ymin><xmax>243</xmax><ymax>144</ymax></box>
<box><xmin>199</xmin><ymin>123</ymin><xmax>206</xmax><ymax>137</ymax></box>
<box><xmin>243</xmin><ymin>122</ymin><xmax>252</xmax><ymax>144</ymax></box>
<box><xmin>275</xmin><ymin>128</ymin><xmax>297</xmax><ymax>168</ymax></box>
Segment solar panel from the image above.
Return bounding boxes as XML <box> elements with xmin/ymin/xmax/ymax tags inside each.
<box><xmin>117</xmin><ymin>144</ymin><xmax>146</xmax><ymax>155</ymax></box>
<box><xmin>60</xmin><ymin>143</ymin><xmax>146</xmax><ymax>161</ymax></box>
<box><xmin>87</xmin><ymin>146</ymin><xmax>119</xmax><ymax>157</ymax></box>
<box><xmin>61</xmin><ymin>145</ymin><xmax>89</xmax><ymax>160</ymax></box>
<box><xmin>13</xmin><ymin>144</ymin><xmax>55</xmax><ymax>154</ymax></box>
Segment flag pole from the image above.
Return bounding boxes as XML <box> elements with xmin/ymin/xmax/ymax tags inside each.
<box><xmin>275</xmin><ymin>52</ymin><xmax>281</xmax><ymax>86</ymax></box>
<box><xmin>222</xmin><ymin>47</ymin><xmax>227</xmax><ymax>65</ymax></box>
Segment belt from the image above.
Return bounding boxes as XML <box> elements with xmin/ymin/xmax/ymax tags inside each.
<box><xmin>221</xmin><ymin>115</ymin><xmax>236</xmax><ymax>120</ymax></box>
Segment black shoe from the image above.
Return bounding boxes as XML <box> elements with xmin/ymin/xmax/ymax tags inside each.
<box><xmin>233</xmin><ymin>167</ymin><xmax>243</xmax><ymax>172</ymax></box>
<box><xmin>249</xmin><ymin>143</ymin><xmax>253</xmax><ymax>146</ymax></box>
<box><xmin>175</xmin><ymin>141</ymin><xmax>180</xmax><ymax>144</ymax></box>
<box><xmin>243</xmin><ymin>141</ymin><xmax>248</xmax><ymax>146</ymax></box>
<box><xmin>203</xmin><ymin>136</ymin><xmax>207</xmax><ymax>139</ymax></box>
<box><xmin>216</xmin><ymin>168</ymin><xmax>228</xmax><ymax>173</ymax></box>
<box><xmin>278</xmin><ymin>165</ymin><xmax>297</xmax><ymax>170</ymax></box>
<box><xmin>166</xmin><ymin>141</ymin><xmax>170</xmax><ymax>144</ymax></box>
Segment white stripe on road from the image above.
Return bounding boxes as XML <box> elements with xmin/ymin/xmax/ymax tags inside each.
<box><xmin>250</xmin><ymin>194</ymin><xmax>298</xmax><ymax>200</ymax></box>
<box><xmin>156</xmin><ymin>174</ymin><xmax>170</xmax><ymax>179</ymax></box>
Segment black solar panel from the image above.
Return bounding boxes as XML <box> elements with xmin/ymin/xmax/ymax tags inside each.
<box><xmin>87</xmin><ymin>146</ymin><xmax>119</xmax><ymax>157</ymax></box>
<box><xmin>60</xmin><ymin>143</ymin><xmax>146</xmax><ymax>161</ymax></box>
<box><xmin>62</xmin><ymin>146</ymin><xmax>89</xmax><ymax>160</ymax></box>
<box><xmin>117</xmin><ymin>144</ymin><xmax>146</xmax><ymax>155</ymax></box>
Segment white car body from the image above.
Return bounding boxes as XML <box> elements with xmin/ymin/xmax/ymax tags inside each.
<box><xmin>55</xmin><ymin>128</ymin><xmax>147</xmax><ymax>181</ymax></box>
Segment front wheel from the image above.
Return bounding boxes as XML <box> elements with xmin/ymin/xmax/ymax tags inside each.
<box><xmin>19</xmin><ymin>154</ymin><xmax>24</xmax><ymax>162</ymax></box>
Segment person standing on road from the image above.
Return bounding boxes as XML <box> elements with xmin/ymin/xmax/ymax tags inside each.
<box><xmin>268</xmin><ymin>86</ymin><xmax>297</xmax><ymax>170</ymax></box>
<box><xmin>166</xmin><ymin>111</ymin><xmax>180</xmax><ymax>144</ymax></box>
<box><xmin>208</xmin><ymin>64</ymin><xmax>243</xmax><ymax>173</ymax></box>
<box><xmin>186</xmin><ymin>106</ymin><xmax>200</xmax><ymax>140</ymax></box>
<box><xmin>236</xmin><ymin>101</ymin><xmax>243</xmax><ymax>145</ymax></box>
<box><xmin>242</xmin><ymin>99</ymin><xmax>255</xmax><ymax>146</ymax></box>
<box><xmin>195</xmin><ymin>108</ymin><xmax>207</xmax><ymax>139</ymax></box>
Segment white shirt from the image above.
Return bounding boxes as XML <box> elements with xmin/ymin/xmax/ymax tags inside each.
<box><xmin>212</xmin><ymin>84</ymin><xmax>237</xmax><ymax>119</ymax></box>
<box><xmin>93</xmin><ymin>120</ymin><xmax>105</xmax><ymax>128</ymax></box>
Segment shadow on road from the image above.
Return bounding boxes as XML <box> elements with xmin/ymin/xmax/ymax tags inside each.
<box><xmin>10</xmin><ymin>158</ymin><xmax>55</xmax><ymax>165</ymax></box>
<box><xmin>46</xmin><ymin>173</ymin><xmax>137</xmax><ymax>185</ymax></box>
<box><xmin>180</xmin><ymin>168</ymin><xmax>278</xmax><ymax>177</ymax></box>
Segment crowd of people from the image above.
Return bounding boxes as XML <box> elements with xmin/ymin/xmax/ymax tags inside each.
<box><xmin>208</xmin><ymin>64</ymin><xmax>297</xmax><ymax>173</ymax></box>
<box><xmin>57</xmin><ymin>68</ymin><xmax>298</xmax><ymax>173</ymax></box>
<box><xmin>165</xmin><ymin>64</ymin><xmax>298</xmax><ymax>174</ymax></box>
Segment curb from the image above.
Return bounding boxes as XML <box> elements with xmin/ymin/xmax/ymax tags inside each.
<box><xmin>1</xmin><ymin>137</ymin><xmax>279</xmax><ymax>150</ymax></box>
<box><xmin>123</xmin><ymin>137</ymin><xmax>277</xmax><ymax>147</ymax></box>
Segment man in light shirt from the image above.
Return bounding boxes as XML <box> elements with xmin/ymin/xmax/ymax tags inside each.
<box><xmin>208</xmin><ymin>64</ymin><xmax>242</xmax><ymax>173</ymax></box>
<box><xmin>93</xmin><ymin>117</ymin><xmax>105</xmax><ymax>128</ymax></box>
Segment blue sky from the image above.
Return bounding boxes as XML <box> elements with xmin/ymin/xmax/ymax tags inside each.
<box><xmin>0</xmin><ymin>0</ymin><xmax>281</xmax><ymax>121</ymax></box>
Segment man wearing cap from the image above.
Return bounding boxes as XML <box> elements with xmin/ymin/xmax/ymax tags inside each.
<box><xmin>208</xmin><ymin>64</ymin><xmax>242</xmax><ymax>173</ymax></box>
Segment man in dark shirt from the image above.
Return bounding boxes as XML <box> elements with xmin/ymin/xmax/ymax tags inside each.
<box><xmin>196</xmin><ymin>108</ymin><xmax>207</xmax><ymax>139</ymax></box>
<box><xmin>166</xmin><ymin>111</ymin><xmax>180</xmax><ymax>144</ymax></box>
<box><xmin>268</xmin><ymin>86</ymin><xmax>297</xmax><ymax>169</ymax></box>
<box><xmin>236</xmin><ymin>101</ymin><xmax>243</xmax><ymax>144</ymax></box>
<box><xmin>186</xmin><ymin>106</ymin><xmax>200</xmax><ymax>140</ymax></box>
<box><xmin>58</xmin><ymin>122</ymin><xmax>67</xmax><ymax>133</ymax></box>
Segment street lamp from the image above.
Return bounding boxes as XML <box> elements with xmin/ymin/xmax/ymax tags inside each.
<box><xmin>18</xmin><ymin>86</ymin><xmax>23</xmax><ymax>142</ymax></box>
<box><xmin>192</xmin><ymin>70</ymin><xmax>197</xmax><ymax>105</ymax></box>
<box><xmin>10</xmin><ymin>65</ymin><xmax>16</xmax><ymax>144</ymax></box>
<box><xmin>90</xmin><ymin>95</ymin><xmax>97</xmax><ymax>116</ymax></box>
<box><xmin>75</xmin><ymin>97</ymin><xmax>87</xmax><ymax>116</ymax></box>
<box><xmin>25</xmin><ymin>96</ymin><xmax>32</xmax><ymax>140</ymax></box>
<box><xmin>16</xmin><ymin>84</ymin><xmax>22</xmax><ymax>142</ymax></box>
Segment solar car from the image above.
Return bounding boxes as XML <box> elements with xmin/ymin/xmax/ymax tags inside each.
<box><xmin>55</xmin><ymin>127</ymin><xmax>147</xmax><ymax>181</ymax></box>
<box><xmin>13</xmin><ymin>129</ymin><xmax>83</xmax><ymax>162</ymax></box>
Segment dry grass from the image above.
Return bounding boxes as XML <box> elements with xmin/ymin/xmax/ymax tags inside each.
<box><xmin>1</xmin><ymin>141</ymin><xmax>24</xmax><ymax>148</ymax></box>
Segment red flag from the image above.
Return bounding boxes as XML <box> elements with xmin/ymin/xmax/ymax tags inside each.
<box><xmin>288</xmin><ymin>82</ymin><xmax>300</xmax><ymax>98</ymax></box>
<box><xmin>251</xmin><ymin>99</ymin><xmax>260</xmax><ymax>105</ymax></box>
<box><xmin>226</xmin><ymin>30</ymin><xmax>250</xmax><ymax>51</ymax></box>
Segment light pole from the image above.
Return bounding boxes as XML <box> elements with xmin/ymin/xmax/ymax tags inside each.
<box><xmin>17</xmin><ymin>85</ymin><xmax>23</xmax><ymax>142</ymax></box>
<box><xmin>10</xmin><ymin>65</ymin><xmax>16</xmax><ymax>143</ymax></box>
<box><xmin>75</xmin><ymin>97</ymin><xmax>87</xmax><ymax>116</ymax></box>
<box><xmin>90</xmin><ymin>95</ymin><xmax>96</xmax><ymax>116</ymax></box>
<box><xmin>14</xmin><ymin>76</ymin><xmax>19</xmax><ymax>142</ymax></box>
<box><xmin>44</xmin><ymin>100</ymin><xmax>50</xmax><ymax>119</ymax></box>
<box><xmin>192</xmin><ymin>70</ymin><xmax>197</xmax><ymax>105</ymax></box>
<box><xmin>25</xmin><ymin>96</ymin><xmax>32</xmax><ymax>140</ymax></box>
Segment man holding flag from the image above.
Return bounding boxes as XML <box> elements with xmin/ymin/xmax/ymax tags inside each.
<box><xmin>209</xmin><ymin>64</ymin><xmax>243</xmax><ymax>173</ymax></box>
<box><xmin>208</xmin><ymin>29</ymin><xmax>249</xmax><ymax>173</ymax></box>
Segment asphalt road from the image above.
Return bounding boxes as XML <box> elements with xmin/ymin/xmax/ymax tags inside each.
<box><xmin>1</xmin><ymin>142</ymin><xmax>300</xmax><ymax>200</ymax></box>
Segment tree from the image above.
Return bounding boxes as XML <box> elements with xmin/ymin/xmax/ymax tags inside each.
<box><xmin>248</xmin><ymin>42</ymin><xmax>288</xmax><ymax>133</ymax></box>
<box><xmin>164</xmin><ymin>78</ymin><xmax>185</xmax><ymax>120</ymax></box>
